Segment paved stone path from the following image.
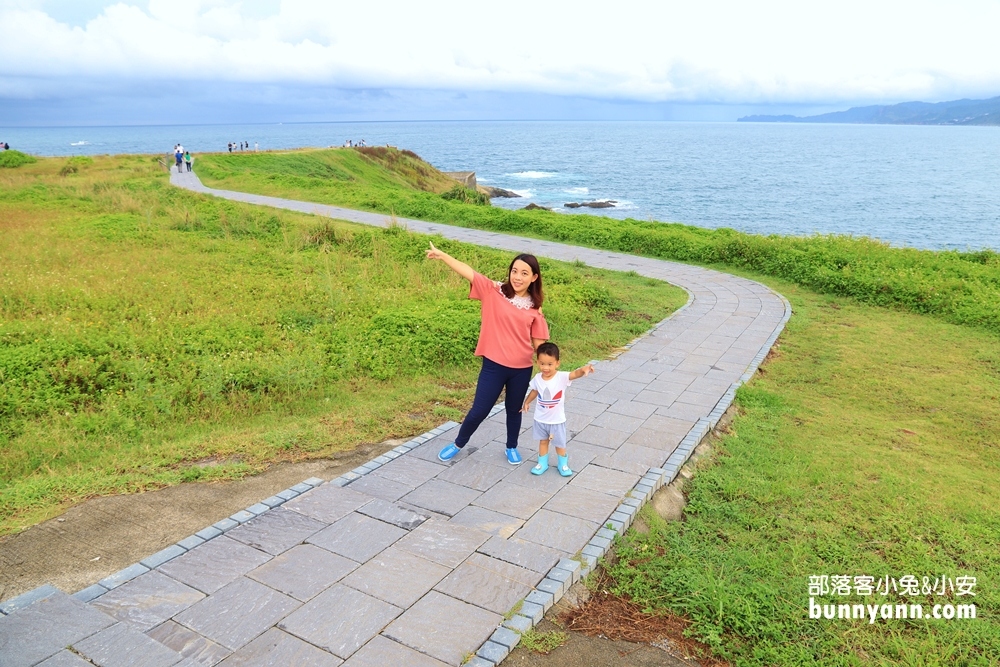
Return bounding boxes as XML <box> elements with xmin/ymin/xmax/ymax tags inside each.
<box><xmin>0</xmin><ymin>167</ymin><xmax>789</xmax><ymax>667</ymax></box>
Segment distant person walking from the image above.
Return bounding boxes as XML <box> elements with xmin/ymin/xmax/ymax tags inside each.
<box><xmin>174</xmin><ymin>145</ymin><xmax>183</xmax><ymax>171</ymax></box>
<box><xmin>228</xmin><ymin>142</ymin><xmax>232</xmax><ymax>153</ymax></box>
<box><xmin>254</xmin><ymin>141</ymin><xmax>258</xmax><ymax>152</ymax></box>
<box><xmin>184</xmin><ymin>151</ymin><xmax>192</xmax><ymax>172</ymax></box>
<box><xmin>427</xmin><ymin>242</ymin><xmax>549</xmax><ymax>465</ymax></box>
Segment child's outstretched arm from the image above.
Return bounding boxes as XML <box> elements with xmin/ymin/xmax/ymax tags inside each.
<box><xmin>426</xmin><ymin>242</ymin><xmax>474</xmax><ymax>282</ymax></box>
<box><xmin>522</xmin><ymin>389</ymin><xmax>539</xmax><ymax>413</ymax></box>
<box><xmin>569</xmin><ymin>364</ymin><xmax>595</xmax><ymax>381</ymax></box>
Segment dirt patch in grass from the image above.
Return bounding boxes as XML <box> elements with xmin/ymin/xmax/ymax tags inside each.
<box><xmin>0</xmin><ymin>440</ymin><xmax>397</xmax><ymax>602</ymax></box>
<box><xmin>558</xmin><ymin>571</ymin><xmax>728</xmax><ymax>667</ymax></box>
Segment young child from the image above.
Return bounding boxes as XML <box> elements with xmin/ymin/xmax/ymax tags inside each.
<box><xmin>521</xmin><ymin>342</ymin><xmax>594</xmax><ymax>476</ymax></box>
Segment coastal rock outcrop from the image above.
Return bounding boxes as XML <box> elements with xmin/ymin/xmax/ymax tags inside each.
<box><xmin>564</xmin><ymin>200</ymin><xmax>617</xmax><ymax>209</ymax></box>
<box><xmin>521</xmin><ymin>203</ymin><xmax>551</xmax><ymax>211</ymax></box>
<box><xmin>482</xmin><ymin>186</ymin><xmax>521</xmax><ymax>198</ymax></box>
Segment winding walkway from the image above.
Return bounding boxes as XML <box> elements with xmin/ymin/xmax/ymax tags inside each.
<box><xmin>0</xmin><ymin>167</ymin><xmax>790</xmax><ymax>667</ymax></box>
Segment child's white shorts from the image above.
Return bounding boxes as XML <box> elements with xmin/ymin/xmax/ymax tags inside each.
<box><xmin>533</xmin><ymin>421</ymin><xmax>567</xmax><ymax>448</ymax></box>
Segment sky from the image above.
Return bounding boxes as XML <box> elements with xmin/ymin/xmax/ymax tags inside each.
<box><xmin>2</xmin><ymin>0</ymin><xmax>1000</xmax><ymax>126</ymax></box>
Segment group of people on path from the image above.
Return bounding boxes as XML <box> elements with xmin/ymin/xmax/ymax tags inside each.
<box><xmin>229</xmin><ymin>141</ymin><xmax>257</xmax><ymax>152</ymax></box>
<box><xmin>344</xmin><ymin>139</ymin><xmax>367</xmax><ymax>147</ymax></box>
<box><xmin>173</xmin><ymin>144</ymin><xmax>192</xmax><ymax>172</ymax></box>
<box><xmin>1</xmin><ymin>142</ymin><xmax>9</xmax><ymax>150</ymax></box>
<box><xmin>427</xmin><ymin>242</ymin><xmax>593</xmax><ymax>476</ymax></box>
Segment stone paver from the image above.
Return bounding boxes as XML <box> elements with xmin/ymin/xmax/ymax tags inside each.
<box><xmin>472</xmin><ymin>481</ymin><xmax>553</xmax><ymax>520</ymax></box>
<box><xmin>216</xmin><ymin>627</ymin><xmax>342</xmax><ymax>666</ymax></box>
<box><xmin>91</xmin><ymin>570</ymin><xmax>204</xmax><ymax>631</ymax></box>
<box><xmin>248</xmin><ymin>544</ymin><xmax>358</xmax><ymax>601</ymax></box>
<box><xmin>306</xmin><ymin>512</ymin><xmax>407</xmax><ymax>563</ymax></box>
<box><xmin>158</xmin><ymin>537</ymin><xmax>271</xmax><ymax>595</ymax></box>
<box><xmin>543</xmin><ymin>484</ymin><xmax>623</xmax><ymax>523</ymax></box>
<box><xmin>341</xmin><ymin>546</ymin><xmax>451</xmax><ymax>608</ymax></box>
<box><xmin>401</xmin><ymin>479</ymin><xmax>484</xmax><ymax>518</ymax></box>
<box><xmin>340</xmin><ymin>635</ymin><xmax>449</xmax><ymax>667</ymax></box>
<box><xmin>146</xmin><ymin>620</ymin><xmax>232</xmax><ymax>666</ymax></box>
<box><xmin>449</xmin><ymin>505</ymin><xmax>524</xmax><ymax>538</ymax></box>
<box><xmin>433</xmin><ymin>557</ymin><xmax>533</xmax><ymax>615</ymax></box>
<box><xmin>174</xmin><ymin>577</ymin><xmax>300</xmax><ymax>651</ymax></box>
<box><xmin>383</xmin><ymin>591</ymin><xmax>502</xmax><ymax>666</ymax></box>
<box><xmin>476</xmin><ymin>536</ymin><xmax>563</xmax><ymax>574</ymax></box>
<box><xmin>225</xmin><ymin>508</ymin><xmax>328</xmax><ymax>555</ymax></box>
<box><xmin>279</xmin><ymin>584</ymin><xmax>401</xmax><ymax>659</ymax></box>
<box><xmin>356</xmin><ymin>498</ymin><xmax>432</xmax><ymax>529</ymax></box>
<box><xmin>394</xmin><ymin>519</ymin><xmax>491</xmax><ymax>568</ymax></box>
<box><xmin>0</xmin><ymin>591</ymin><xmax>115</xmax><ymax>667</ymax></box>
<box><xmin>74</xmin><ymin>621</ymin><xmax>183</xmax><ymax>667</ymax></box>
<box><xmin>36</xmin><ymin>651</ymin><xmax>96</xmax><ymax>667</ymax></box>
<box><xmin>513</xmin><ymin>510</ymin><xmax>602</xmax><ymax>555</ymax></box>
<box><xmin>0</xmin><ymin>172</ymin><xmax>789</xmax><ymax>667</ymax></box>
<box><xmin>282</xmin><ymin>485</ymin><xmax>371</xmax><ymax>524</ymax></box>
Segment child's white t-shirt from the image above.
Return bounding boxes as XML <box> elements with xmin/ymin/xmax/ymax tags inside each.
<box><xmin>530</xmin><ymin>371</ymin><xmax>572</xmax><ymax>424</ymax></box>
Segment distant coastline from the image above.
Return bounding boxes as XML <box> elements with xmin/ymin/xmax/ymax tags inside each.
<box><xmin>739</xmin><ymin>95</ymin><xmax>1000</xmax><ymax>126</ymax></box>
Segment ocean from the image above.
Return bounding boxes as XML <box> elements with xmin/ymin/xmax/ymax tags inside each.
<box><xmin>2</xmin><ymin>120</ymin><xmax>998</xmax><ymax>251</ymax></box>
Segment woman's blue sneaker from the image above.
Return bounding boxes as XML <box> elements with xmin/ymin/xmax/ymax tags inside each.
<box><xmin>438</xmin><ymin>443</ymin><xmax>461</xmax><ymax>462</ymax></box>
<box><xmin>506</xmin><ymin>448</ymin><xmax>522</xmax><ymax>465</ymax></box>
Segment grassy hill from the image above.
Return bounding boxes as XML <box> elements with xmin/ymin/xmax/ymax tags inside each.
<box><xmin>0</xmin><ymin>153</ymin><xmax>685</xmax><ymax>534</ymax></box>
<box><xmin>194</xmin><ymin>147</ymin><xmax>1000</xmax><ymax>665</ymax></box>
<box><xmin>3</xmin><ymin>147</ymin><xmax>998</xmax><ymax>663</ymax></box>
<box><xmin>196</xmin><ymin>148</ymin><xmax>1000</xmax><ymax>339</ymax></box>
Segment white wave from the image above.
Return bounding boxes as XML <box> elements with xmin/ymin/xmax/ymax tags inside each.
<box><xmin>506</xmin><ymin>171</ymin><xmax>557</xmax><ymax>179</ymax></box>
<box><xmin>565</xmin><ymin>187</ymin><xmax>589</xmax><ymax>194</ymax></box>
<box><xmin>70</xmin><ymin>141</ymin><xmax>89</xmax><ymax>146</ymax></box>
<box><xmin>511</xmin><ymin>189</ymin><xmax>535</xmax><ymax>198</ymax></box>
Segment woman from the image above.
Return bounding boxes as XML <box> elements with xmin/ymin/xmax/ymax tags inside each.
<box><xmin>426</xmin><ymin>242</ymin><xmax>549</xmax><ymax>464</ymax></box>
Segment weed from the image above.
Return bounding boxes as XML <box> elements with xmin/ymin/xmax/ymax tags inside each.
<box><xmin>519</xmin><ymin>629</ymin><xmax>568</xmax><ymax>654</ymax></box>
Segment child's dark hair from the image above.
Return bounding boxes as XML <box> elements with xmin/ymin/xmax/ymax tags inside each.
<box><xmin>536</xmin><ymin>342</ymin><xmax>560</xmax><ymax>360</ymax></box>
<box><xmin>501</xmin><ymin>254</ymin><xmax>543</xmax><ymax>308</ymax></box>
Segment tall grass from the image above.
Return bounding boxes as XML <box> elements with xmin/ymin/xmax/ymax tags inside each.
<box><xmin>0</xmin><ymin>154</ymin><xmax>685</xmax><ymax>533</ymax></box>
<box><xmin>196</xmin><ymin>149</ymin><xmax>1000</xmax><ymax>338</ymax></box>
<box><xmin>608</xmin><ymin>275</ymin><xmax>1000</xmax><ymax>666</ymax></box>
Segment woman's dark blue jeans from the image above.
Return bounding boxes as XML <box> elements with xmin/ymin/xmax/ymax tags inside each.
<box><xmin>454</xmin><ymin>357</ymin><xmax>532</xmax><ymax>450</ymax></box>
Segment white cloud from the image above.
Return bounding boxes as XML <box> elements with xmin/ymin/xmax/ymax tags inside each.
<box><xmin>2</xmin><ymin>0</ymin><xmax>1000</xmax><ymax>104</ymax></box>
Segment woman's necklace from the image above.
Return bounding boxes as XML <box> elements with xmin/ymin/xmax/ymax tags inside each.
<box><xmin>495</xmin><ymin>281</ymin><xmax>534</xmax><ymax>310</ymax></box>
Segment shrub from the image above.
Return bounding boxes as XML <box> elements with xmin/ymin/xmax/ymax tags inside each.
<box><xmin>0</xmin><ymin>150</ymin><xmax>37</xmax><ymax>168</ymax></box>
<box><xmin>441</xmin><ymin>184</ymin><xmax>490</xmax><ymax>206</ymax></box>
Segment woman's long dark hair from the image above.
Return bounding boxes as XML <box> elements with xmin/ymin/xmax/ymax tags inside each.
<box><xmin>501</xmin><ymin>253</ymin><xmax>543</xmax><ymax>309</ymax></box>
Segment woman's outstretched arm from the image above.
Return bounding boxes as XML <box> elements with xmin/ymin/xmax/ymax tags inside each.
<box><xmin>426</xmin><ymin>241</ymin><xmax>475</xmax><ymax>282</ymax></box>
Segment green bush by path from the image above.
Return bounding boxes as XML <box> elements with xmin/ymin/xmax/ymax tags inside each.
<box><xmin>0</xmin><ymin>154</ymin><xmax>685</xmax><ymax>533</ymax></box>
<box><xmin>607</xmin><ymin>275</ymin><xmax>1000</xmax><ymax>666</ymax></box>
<box><xmin>195</xmin><ymin>149</ymin><xmax>1000</xmax><ymax>338</ymax></box>
<box><xmin>0</xmin><ymin>150</ymin><xmax>37</xmax><ymax>169</ymax></box>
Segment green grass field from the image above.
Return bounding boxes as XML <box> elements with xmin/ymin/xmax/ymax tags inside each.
<box><xmin>191</xmin><ymin>148</ymin><xmax>1000</xmax><ymax>665</ymax></box>
<box><xmin>0</xmin><ymin>154</ymin><xmax>685</xmax><ymax>535</ymax></box>
<box><xmin>4</xmin><ymin>147</ymin><xmax>998</xmax><ymax>663</ymax></box>
<box><xmin>607</xmin><ymin>272</ymin><xmax>1000</xmax><ymax>665</ymax></box>
<box><xmin>195</xmin><ymin>148</ymin><xmax>1000</xmax><ymax>338</ymax></box>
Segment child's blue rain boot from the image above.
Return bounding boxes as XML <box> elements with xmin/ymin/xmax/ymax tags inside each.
<box><xmin>557</xmin><ymin>455</ymin><xmax>573</xmax><ymax>477</ymax></box>
<box><xmin>531</xmin><ymin>454</ymin><xmax>549</xmax><ymax>475</ymax></box>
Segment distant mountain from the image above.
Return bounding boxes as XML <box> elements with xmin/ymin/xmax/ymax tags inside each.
<box><xmin>739</xmin><ymin>96</ymin><xmax>1000</xmax><ymax>126</ymax></box>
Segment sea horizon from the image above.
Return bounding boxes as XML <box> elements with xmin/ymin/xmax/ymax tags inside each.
<box><xmin>3</xmin><ymin>120</ymin><xmax>998</xmax><ymax>253</ymax></box>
